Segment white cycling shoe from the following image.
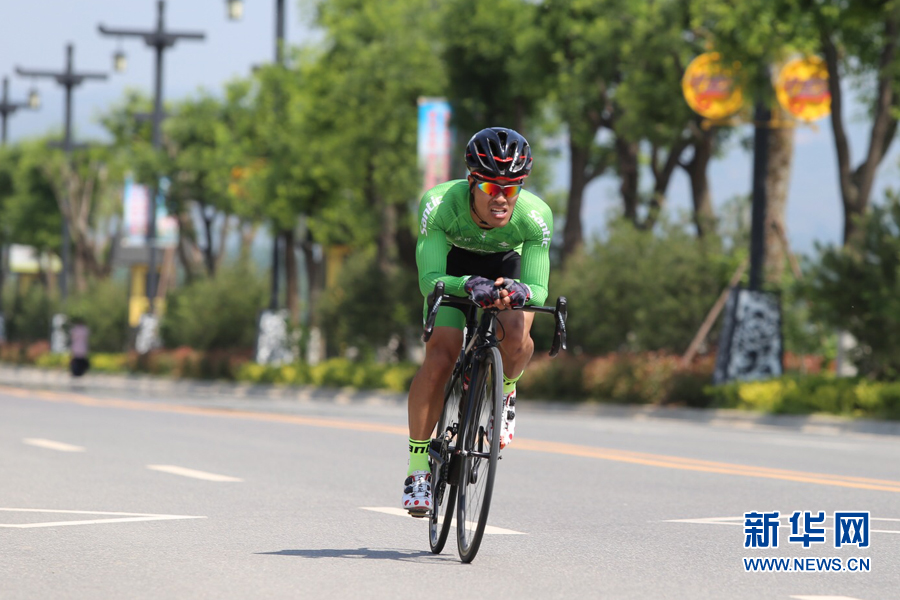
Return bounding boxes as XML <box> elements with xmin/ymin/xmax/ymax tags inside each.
<box><xmin>488</xmin><ymin>390</ymin><xmax>516</xmax><ymax>449</ymax></box>
<box><xmin>402</xmin><ymin>470</ymin><xmax>432</xmax><ymax>517</ymax></box>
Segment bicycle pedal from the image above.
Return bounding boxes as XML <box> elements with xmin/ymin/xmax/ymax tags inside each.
<box><xmin>407</xmin><ymin>508</ymin><xmax>430</xmax><ymax>519</ymax></box>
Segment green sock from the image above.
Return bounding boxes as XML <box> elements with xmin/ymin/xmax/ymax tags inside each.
<box><xmin>503</xmin><ymin>371</ymin><xmax>524</xmax><ymax>396</ymax></box>
<box><xmin>407</xmin><ymin>438</ymin><xmax>430</xmax><ymax>475</ymax></box>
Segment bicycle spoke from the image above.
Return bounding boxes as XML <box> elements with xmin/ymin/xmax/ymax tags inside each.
<box><xmin>457</xmin><ymin>348</ymin><xmax>503</xmax><ymax>563</ymax></box>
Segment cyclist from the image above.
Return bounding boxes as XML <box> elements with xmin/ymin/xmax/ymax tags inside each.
<box><xmin>403</xmin><ymin>127</ymin><xmax>554</xmax><ymax>516</ymax></box>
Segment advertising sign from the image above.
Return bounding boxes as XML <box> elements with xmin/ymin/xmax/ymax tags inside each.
<box><xmin>713</xmin><ymin>287</ymin><xmax>783</xmax><ymax>384</ymax></box>
<box><xmin>682</xmin><ymin>52</ymin><xmax>744</xmax><ymax>120</ymax></box>
<box><xmin>417</xmin><ymin>98</ymin><xmax>453</xmax><ymax>192</ymax></box>
<box><xmin>775</xmin><ymin>56</ymin><xmax>831</xmax><ymax>122</ymax></box>
<box><xmin>123</xmin><ymin>176</ymin><xmax>178</xmax><ymax>247</ymax></box>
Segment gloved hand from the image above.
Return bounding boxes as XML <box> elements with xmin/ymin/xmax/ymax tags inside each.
<box><xmin>498</xmin><ymin>279</ymin><xmax>532</xmax><ymax>308</ymax></box>
<box><xmin>464</xmin><ymin>276</ymin><xmax>500</xmax><ymax>308</ymax></box>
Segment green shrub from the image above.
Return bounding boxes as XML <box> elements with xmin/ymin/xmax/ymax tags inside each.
<box><xmin>35</xmin><ymin>352</ymin><xmax>69</xmax><ymax>369</ymax></box>
<box><xmin>316</xmin><ymin>247</ymin><xmax>421</xmax><ymax>358</ymax></box>
<box><xmin>801</xmin><ymin>191</ymin><xmax>900</xmax><ymax>378</ymax></box>
<box><xmin>382</xmin><ymin>363</ymin><xmax>418</xmax><ymax>392</ymax></box>
<box><xmin>160</xmin><ymin>263</ymin><xmax>266</xmax><ymax>351</ymax></box>
<box><xmin>91</xmin><ymin>353</ymin><xmax>129</xmax><ymax>373</ymax></box>
<box><xmin>64</xmin><ymin>279</ymin><xmax>129</xmax><ymax>352</ymax></box>
<box><xmin>518</xmin><ymin>355</ymin><xmax>589</xmax><ymax>401</ymax></box>
<box><xmin>5</xmin><ymin>284</ymin><xmax>59</xmax><ymax>343</ymax></box>
<box><xmin>705</xmin><ymin>374</ymin><xmax>900</xmax><ymax>420</ymax></box>
<box><xmin>551</xmin><ymin>221</ymin><xmax>734</xmax><ymax>355</ymax></box>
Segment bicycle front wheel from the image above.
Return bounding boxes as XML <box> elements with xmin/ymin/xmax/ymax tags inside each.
<box><xmin>456</xmin><ymin>346</ymin><xmax>503</xmax><ymax>563</ymax></box>
<box><xmin>429</xmin><ymin>375</ymin><xmax>462</xmax><ymax>554</ymax></box>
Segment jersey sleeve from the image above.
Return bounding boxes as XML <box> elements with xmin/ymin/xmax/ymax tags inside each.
<box><xmin>518</xmin><ymin>202</ymin><xmax>553</xmax><ymax>306</ymax></box>
<box><xmin>416</xmin><ymin>186</ymin><xmax>469</xmax><ymax>298</ymax></box>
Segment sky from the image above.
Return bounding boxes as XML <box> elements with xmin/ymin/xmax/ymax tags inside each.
<box><xmin>2</xmin><ymin>0</ymin><xmax>899</xmax><ymax>257</ymax></box>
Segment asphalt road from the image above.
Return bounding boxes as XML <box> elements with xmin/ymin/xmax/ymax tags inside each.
<box><xmin>2</xmin><ymin>383</ymin><xmax>899</xmax><ymax>599</ymax></box>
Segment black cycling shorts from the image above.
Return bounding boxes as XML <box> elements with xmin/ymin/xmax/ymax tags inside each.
<box><xmin>431</xmin><ymin>246</ymin><xmax>522</xmax><ymax>330</ymax></box>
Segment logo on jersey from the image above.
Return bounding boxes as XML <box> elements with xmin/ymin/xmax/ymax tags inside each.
<box><xmin>420</xmin><ymin>196</ymin><xmax>443</xmax><ymax>235</ymax></box>
<box><xmin>529</xmin><ymin>210</ymin><xmax>552</xmax><ymax>248</ymax></box>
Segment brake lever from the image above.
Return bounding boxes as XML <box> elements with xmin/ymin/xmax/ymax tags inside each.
<box><xmin>422</xmin><ymin>281</ymin><xmax>445</xmax><ymax>343</ymax></box>
<box><xmin>549</xmin><ymin>296</ymin><xmax>567</xmax><ymax>357</ymax></box>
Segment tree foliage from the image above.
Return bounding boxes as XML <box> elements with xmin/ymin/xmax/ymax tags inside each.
<box><xmin>803</xmin><ymin>190</ymin><xmax>900</xmax><ymax>378</ymax></box>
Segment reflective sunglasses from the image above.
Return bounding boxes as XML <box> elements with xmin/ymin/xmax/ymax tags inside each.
<box><xmin>475</xmin><ymin>181</ymin><xmax>522</xmax><ymax>200</ymax></box>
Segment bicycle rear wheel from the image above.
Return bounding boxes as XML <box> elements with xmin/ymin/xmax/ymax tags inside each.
<box><xmin>456</xmin><ymin>346</ymin><xmax>503</xmax><ymax>563</ymax></box>
<box><xmin>428</xmin><ymin>375</ymin><xmax>462</xmax><ymax>554</ymax></box>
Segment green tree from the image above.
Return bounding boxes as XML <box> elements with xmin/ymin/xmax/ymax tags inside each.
<box><xmin>438</xmin><ymin>0</ymin><xmax>545</xmax><ymax>136</ymax></box>
<box><xmin>552</xmin><ymin>220</ymin><xmax>734</xmax><ymax>354</ymax></box>
<box><xmin>803</xmin><ymin>191</ymin><xmax>900</xmax><ymax>378</ymax></box>
<box><xmin>810</xmin><ymin>0</ymin><xmax>900</xmax><ymax>245</ymax></box>
<box><xmin>0</xmin><ymin>140</ymin><xmax>62</xmax><ymax>254</ymax></box>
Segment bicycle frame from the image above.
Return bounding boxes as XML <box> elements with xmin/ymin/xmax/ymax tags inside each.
<box><xmin>424</xmin><ymin>281</ymin><xmax>568</xmax><ymax>480</ymax></box>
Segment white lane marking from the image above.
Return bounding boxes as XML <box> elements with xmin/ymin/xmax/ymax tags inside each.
<box><xmin>665</xmin><ymin>515</ymin><xmax>900</xmax><ymax>534</ymax></box>
<box><xmin>0</xmin><ymin>508</ymin><xmax>205</xmax><ymax>529</ymax></box>
<box><xmin>791</xmin><ymin>596</ymin><xmax>866</xmax><ymax>600</ymax></box>
<box><xmin>360</xmin><ymin>507</ymin><xmax>526</xmax><ymax>535</ymax></box>
<box><xmin>147</xmin><ymin>465</ymin><xmax>242</xmax><ymax>482</ymax></box>
<box><xmin>23</xmin><ymin>438</ymin><xmax>85</xmax><ymax>452</ymax></box>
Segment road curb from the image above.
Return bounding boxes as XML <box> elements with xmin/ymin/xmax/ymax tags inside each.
<box><xmin>2</xmin><ymin>363</ymin><xmax>899</xmax><ymax>438</ymax></box>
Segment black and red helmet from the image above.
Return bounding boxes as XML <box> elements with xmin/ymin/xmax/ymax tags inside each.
<box><xmin>465</xmin><ymin>127</ymin><xmax>533</xmax><ymax>183</ymax></box>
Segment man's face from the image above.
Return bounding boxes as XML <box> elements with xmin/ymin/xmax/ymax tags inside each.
<box><xmin>469</xmin><ymin>176</ymin><xmax>523</xmax><ymax>229</ymax></box>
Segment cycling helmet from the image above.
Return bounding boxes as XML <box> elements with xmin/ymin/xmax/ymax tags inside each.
<box><xmin>465</xmin><ymin>127</ymin><xmax>533</xmax><ymax>182</ymax></box>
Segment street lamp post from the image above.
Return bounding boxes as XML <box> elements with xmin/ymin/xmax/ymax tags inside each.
<box><xmin>0</xmin><ymin>76</ymin><xmax>36</xmax><ymax>323</ymax></box>
<box><xmin>748</xmin><ymin>101</ymin><xmax>771</xmax><ymax>291</ymax></box>
<box><xmin>228</xmin><ymin>0</ymin><xmax>287</xmax><ymax>311</ymax></box>
<box><xmin>0</xmin><ymin>77</ymin><xmax>37</xmax><ymax>145</ymax></box>
<box><xmin>16</xmin><ymin>44</ymin><xmax>108</xmax><ymax>300</ymax></box>
<box><xmin>99</xmin><ymin>0</ymin><xmax>205</xmax><ymax>310</ymax></box>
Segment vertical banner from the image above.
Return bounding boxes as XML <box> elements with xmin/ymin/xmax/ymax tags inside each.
<box><xmin>417</xmin><ymin>97</ymin><xmax>453</xmax><ymax>191</ymax></box>
<box><xmin>123</xmin><ymin>177</ymin><xmax>150</xmax><ymax>247</ymax></box>
<box><xmin>122</xmin><ymin>176</ymin><xmax>178</xmax><ymax>248</ymax></box>
<box><xmin>713</xmin><ymin>287</ymin><xmax>784</xmax><ymax>384</ymax></box>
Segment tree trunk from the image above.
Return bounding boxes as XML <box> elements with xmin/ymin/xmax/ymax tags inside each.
<box><xmin>640</xmin><ymin>138</ymin><xmax>691</xmax><ymax>231</ymax></box>
<box><xmin>617</xmin><ymin>138</ymin><xmax>640</xmax><ymax>224</ymax></box>
<box><xmin>396</xmin><ymin>220</ymin><xmax>417</xmax><ymax>272</ymax></box>
<box><xmin>562</xmin><ymin>141</ymin><xmax>589</xmax><ymax>263</ymax></box>
<box><xmin>820</xmin><ymin>16</ymin><xmax>898</xmax><ymax>245</ymax></box>
<box><xmin>686</xmin><ymin>128</ymin><xmax>715</xmax><ymax>238</ymax></box>
<box><xmin>214</xmin><ymin>214</ymin><xmax>231</xmax><ymax>273</ymax></box>
<box><xmin>72</xmin><ymin>245</ymin><xmax>88</xmax><ymax>295</ymax></box>
<box><xmin>238</xmin><ymin>220</ymin><xmax>258</xmax><ymax>264</ymax></box>
<box><xmin>764</xmin><ymin>106</ymin><xmax>795</xmax><ymax>284</ymax></box>
<box><xmin>175</xmin><ymin>212</ymin><xmax>204</xmax><ymax>282</ymax></box>
<box><xmin>201</xmin><ymin>207</ymin><xmax>215</xmax><ymax>276</ymax></box>
<box><xmin>378</xmin><ymin>200</ymin><xmax>398</xmax><ymax>276</ymax></box>
<box><xmin>284</xmin><ymin>228</ymin><xmax>299</xmax><ymax>324</ymax></box>
<box><xmin>299</xmin><ymin>229</ymin><xmax>325</xmax><ymax>327</ymax></box>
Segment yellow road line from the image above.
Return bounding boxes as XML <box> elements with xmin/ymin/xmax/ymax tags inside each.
<box><xmin>4</xmin><ymin>385</ymin><xmax>899</xmax><ymax>493</ymax></box>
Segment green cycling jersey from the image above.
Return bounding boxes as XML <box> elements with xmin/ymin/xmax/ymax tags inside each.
<box><xmin>415</xmin><ymin>179</ymin><xmax>553</xmax><ymax>306</ymax></box>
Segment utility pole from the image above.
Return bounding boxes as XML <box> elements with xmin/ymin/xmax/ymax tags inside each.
<box><xmin>0</xmin><ymin>76</ymin><xmax>38</xmax><ymax>331</ymax></box>
<box><xmin>0</xmin><ymin>77</ymin><xmax>37</xmax><ymax>145</ymax></box>
<box><xmin>99</xmin><ymin>0</ymin><xmax>205</xmax><ymax>310</ymax></box>
<box><xmin>16</xmin><ymin>44</ymin><xmax>107</xmax><ymax>300</ymax></box>
<box><xmin>272</xmin><ymin>0</ymin><xmax>287</xmax><ymax>311</ymax></box>
<box><xmin>226</xmin><ymin>0</ymin><xmax>287</xmax><ymax>311</ymax></box>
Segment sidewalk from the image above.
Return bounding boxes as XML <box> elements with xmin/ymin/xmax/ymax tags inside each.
<box><xmin>2</xmin><ymin>363</ymin><xmax>900</xmax><ymax>439</ymax></box>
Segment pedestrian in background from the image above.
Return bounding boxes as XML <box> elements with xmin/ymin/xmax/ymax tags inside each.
<box><xmin>69</xmin><ymin>318</ymin><xmax>90</xmax><ymax>378</ymax></box>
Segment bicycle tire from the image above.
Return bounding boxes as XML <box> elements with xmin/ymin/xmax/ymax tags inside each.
<box><xmin>456</xmin><ymin>346</ymin><xmax>503</xmax><ymax>563</ymax></box>
<box><xmin>428</xmin><ymin>375</ymin><xmax>462</xmax><ymax>554</ymax></box>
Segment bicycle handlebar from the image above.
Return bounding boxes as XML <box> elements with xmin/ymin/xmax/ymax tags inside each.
<box><xmin>421</xmin><ymin>281</ymin><xmax>568</xmax><ymax>357</ymax></box>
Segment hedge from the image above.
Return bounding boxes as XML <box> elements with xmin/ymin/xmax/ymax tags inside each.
<box><xmin>705</xmin><ymin>375</ymin><xmax>900</xmax><ymax>420</ymax></box>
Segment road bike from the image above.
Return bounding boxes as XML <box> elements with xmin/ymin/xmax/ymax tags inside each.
<box><xmin>422</xmin><ymin>281</ymin><xmax>567</xmax><ymax>562</ymax></box>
